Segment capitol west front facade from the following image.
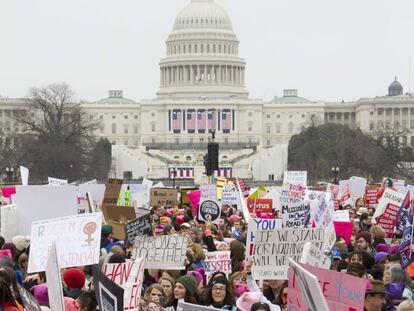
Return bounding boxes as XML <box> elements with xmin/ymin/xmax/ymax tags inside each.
<box><xmin>1</xmin><ymin>0</ymin><xmax>414</xmax><ymax>183</ymax></box>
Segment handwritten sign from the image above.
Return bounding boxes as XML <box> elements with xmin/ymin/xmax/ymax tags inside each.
<box><xmin>300</xmin><ymin>242</ymin><xmax>331</xmax><ymax>270</ymax></box>
<box><xmin>177</xmin><ymin>301</ymin><xmax>221</xmax><ymax>311</ymax></box>
<box><xmin>373</xmin><ymin>187</ymin><xmax>405</xmax><ymax>222</ymax></box>
<box><xmin>246</xmin><ymin>198</ymin><xmax>273</xmax><ymax>214</ymax></box>
<box><xmin>280</xmin><ymin>184</ymin><xmax>306</xmax><ymax>204</ymax></box>
<box><xmin>125</xmin><ymin>214</ymin><xmax>152</xmax><ymax>245</ymax></box>
<box><xmin>281</xmin><ymin>202</ymin><xmax>310</xmax><ymax>228</ymax></box>
<box><xmin>28</xmin><ymin>213</ymin><xmax>102</xmax><ymax>273</ymax></box>
<box><xmin>251</xmin><ymin>227</ymin><xmax>324</xmax><ymax>279</ymax></box>
<box><xmin>200</xmin><ymin>184</ymin><xmax>217</xmax><ymax>200</ymax></box>
<box><xmin>48</xmin><ymin>177</ymin><xmax>68</xmax><ymax>186</ymax></box>
<box><xmin>103</xmin><ymin>178</ymin><xmax>123</xmax><ymax>205</ymax></box>
<box><xmin>45</xmin><ymin>243</ymin><xmax>64</xmax><ymax>311</ymax></box>
<box><xmin>288</xmin><ymin>263</ymin><xmax>366</xmax><ymax>311</ymax></box>
<box><xmin>132</xmin><ymin>235</ymin><xmax>189</xmax><ymax>270</ymax></box>
<box><xmin>221</xmin><ymin>184</ymin><xmax>240</xmax><ymax>205</ymax></box>
<box><xmin>150</xmin><ymin>188</ymin><xmax>178</xmax><ymax>208</ymax></box>
<box><xmin>283</xmin><ymin>171</ymin><xmax>307</xmax><ymax>186</ymax></box>
<box><xmin>204</xmin><ymin>251</ymin><xmax>231</xmax><ymax>275</ymax></box>
<box><xmin>246</xmin><ymin>218</ymin><xmax>283</xmax><ymax>257</ymax></box>
<box><xmin>103</xmin><ymin>259</ymin><xmax>145</xmax><ymax>311</ymax></box>
<box><xmin>93</xmin><ymin>265</ymin><xmax>124</xmax><ymax>311</ymax></box>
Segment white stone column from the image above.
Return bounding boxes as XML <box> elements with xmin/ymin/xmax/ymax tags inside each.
<box><xmin>190</xmin><ymin>65</ymin><xmax>194</xmax><ymax>84</ymax></box>
<box><xmin>197</xmin><ymin>65</ymin><xmax>200</xmax><ymax>81</ymax></box>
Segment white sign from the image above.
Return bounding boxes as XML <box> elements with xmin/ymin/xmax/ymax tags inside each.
<box><xmin>177</xmin><ymin>301</ymin><xmax>221</xmax><ymax>311</ymax></box>
<box><xmin>0</xmin><ymin>204</ymin><xmax>18</xmax><ymax>242</ymax></box>
<box><xmin>289</xmin><ymin>259</ymin><xmax>329</xmax><ymax>311</ymax></box>
<box><xmin>48</xmin><ymin>177</ymin><xmax>68</xmax><ymax>186</ymax></box>
<box><xmin>132</xmin><ymin>235</ymin><xmax>189</xmax><ymax>270</ymax></box>
<box><xmin>300</xmin><ymin>242</ymin><xmax>331</xmax><ymax>270</ymax></box>
<box><xmin>200</xmin><ymin>184</ymin><xmax>217</xmax><ymax>200</ymax></box>
<box><xmin>283</xmin><ymin>171</ymin><xmax>307</xmax><ymax>186</ymax></box>
<box><xmin>16</xmin><ymin>185</ymin><xmax>78</xmax><ymax>236</ymax></box>
<box><xmin>20</xmin><ymin>166</ymin><xmax>29</xmax><ymax>186</ymax></box>
<box><xmin>246</xmin><ymin>218</ymin><xmax>283</xmax><ymax>258</ymax></box>
<box><xmin>221</xmin><ymin>184</ymin><xmax>240</xmax><ymax>205</ymax></box>
<box><xmin>251</xmin><ymin>227</ymin><xmax>325</xmax><ymax>279</ymax></box>
<box><xmin>45</xmin><ymin>243</ymin><xmax>65</xmax><ymax>311</ymax></box>
<box><xmin>103</xmin><ymin>258</ymin><xmax>146</xmax><ymax>310</ymax></box>
<box><xmin>28</xmin><ymin>213</ymin><xmax>102</xmax><ymax>273</ymax></box>
<box><xmin>333</xmin><ymin>210</ymin><xmax>350</xmax><ymax>222</ymax></box>
<box><xmin>204</xmin><ymin>251</ymin><xmax>231</xmax><ymax>275</ymax></box>
<box><xmin>373</xmin><ymin>187</ymin><xmax>406</xmax><ymax>222</ymax></box>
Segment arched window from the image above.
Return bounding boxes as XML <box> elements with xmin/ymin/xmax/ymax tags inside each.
<box><xmin>186</xmin><ymin>156</ymin><xmax>192</xmax><ymax>162</ymax></box>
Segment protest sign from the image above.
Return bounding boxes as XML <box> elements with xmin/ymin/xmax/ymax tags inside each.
<box><xmin>280</xmin><ymin>183</ymin><xmax>306</xmax><ymax>204</ymax></box>
<box><xmin>251</xmin><ymin>227</ymin><xmax>324</xmax><ymax>279</ymax></box>
<box><xmin>177</xmin><ymin>301</ymin><xmax>221</xmax><ymax>311</ymax></box>
<box><xmin>103</xmin><ymin>258</ymin><xmax>145</xmax><ymax>310</ymax></box>
<box><xmin>103</xmin><ymin>178</ymin><xmax>123</xmax><ymax>205</ymax></box>
<box><xmin>77</xmin><ymin>184</ymin><xmax>105</xmax><ymax>214</ymax></box>
<box><xmin>45</xmin><ymin>243</ymin><xmax>65</xmax><ymax>311</ymax></box>
<box><xmin>221</xmin><ymin>184</ymin><xmax>240</xmax><ymax>205</ymax></box>
<box><xmin>150</xmin><ymin>188</ymin><xmax>178</xmax><ymax>208</ymax></box>
<box><xmin>300</xmin><ymin>242</ymin><xmax>331</xmax><ymax>269</ymax></box>
<box><xmin>48</xmin><ymin>177</ymin><xmax>68</xmax><ymax>186</ymax></box>
<box><xmin>20</xmin><ymin>166</ymin><xmax>29</xmax><ymax>186</ymax></box>
<box><xmin>333</xmin><ymin>221</ymin><xmax>353</xmax><ymax>244</ymax></box>
<box><xmin>198</xmin><ymin>198</ymin><xmax>221</xmax><ymax>224</ymax></box>
<box><xmin>28</xmin><ymin>212</ymin><xmax>102</xmax><ymax>273</ymax></box>
<box><xmin>18</xmin><ymin>284</ymin><xmax>42</xmax><ymax>311</ymax></box>
<box><xmin>16</xmin><ymin>185</ymin><xmax>78</xmax><ymax>235</ymax></box>
<box><xmin>326</xmin><ymin>183</ymin><xmax>340</xmax><ymax>209</ymax></box>
<box><xmin>204</xmin><ymin>251</ymin><xmax>232</xmax><ymax>275</ymax></box>
<box><xmin>288</xmin><ymin>262</ymin><xmax>366</xmax><ymax>311</ymax></box>
<box><xmin>93</xmin><ymin>265</ymin><xmax>124</xmax><ymax>311</ymax></box>
<box><xmin>246</xmin><ymin>218</ymin><xmax>283</xmax><ymax>257</ymax></box>
<box><xmin>187</xmin><ymin>190</ymin><xmax>201</xmax><ymax>217</ymax></box>
<box><xmin>377</xmin><ymin>203</ymin><xmax>400</xmax><ymax>239</ymax></box>
<box><xmin>289</xmin><ymin>259</ymin><xmax>329</xmax><ymax>311</ymax></box>
<box><xmin>200</xmin><ymin>183</ymin><xmax>217</xmax><ymax>200</ymax></box>
<box><xmin>283</xmin><ymin>171</ymin><xmax>307</xmax><ymax>186</ymax></box>
<box><xmin>1</xmin><ymin>204</ymin><xmax>18</xmax><ymax>242</ymax></box>
<box><xmin>248</xmin><ymin>185</ymin><xmax>267</xmax><ymax>199</ymax></box>
<box><xmin>348</xmin><ymin>176</ymin><xmax>367</xmax><ymax>198</ymax></box>
<box><xmin>246</xmin><ymin>198</ymin><xmax>273</xmax><ymax>214</ymax></box>
<box><xmin>373</xmin><ymin>187</ymin><xmax>405</xmax><ymax>221</ymax></box>
<box><xmin>281</xmin><ymin>201</ymin><xmax>310</xmax><ymax>228</ymax></box>
<box><xmin>310</xmin><ymin>195</ymin><xmax>328</xmax><ymax>227</ymax></box>
<box><xmin>125</xmin><ymin>213</ymin><xmax>152</xmax><ymax>245</ymax></box>
<box><xmin>132</xmin><ymin>235</ymin><xmax>189</xmax><ymax>270</ymax></box>
<box><xmin>365</xmin><ymin>186</ymin><xmax>379</xmax><ymax>207</ymax></box>
<box><xmin>216</xmin><ymin>178</ymin><xmax>234</xmax><ymax>200</ymax></box>
<box><xmin>397</xmin><ymin>193</ymin><xmax>414</xmax><ymax>268</ymax></box>
<box><xmin>236</xmin><ymin>178</ymin><xmax>250</xmax><ymax>198</ymax></box>
<box><xmin>332</xmin><ymin>210</ymin><xmax>350</xmax><ymax>222</ymax></box>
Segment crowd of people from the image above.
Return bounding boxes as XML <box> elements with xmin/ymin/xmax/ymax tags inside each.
<box><xmin>0</xmin><ymin>179</ymin><xmax>414</xmax><ymax>311</ymax></box>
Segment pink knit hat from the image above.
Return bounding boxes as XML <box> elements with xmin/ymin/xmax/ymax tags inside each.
<box><xmin>236</xmin><ymin>292</ymin><xmax>264</xmax><ymax>311</ymax></box>
<box><xmin>30</xmin><ymin>284</ymin><xmax>49</xmax><ymax>306</ymax></box>
<box><xmin>64</xmin><ymin>297</ymin><xmax>80</xmax><ymax>311</ymax></box>
<box><xmin>187</xmin><ymin>270</ymin><xmax>203</xmax><ymax>285</ymax></box>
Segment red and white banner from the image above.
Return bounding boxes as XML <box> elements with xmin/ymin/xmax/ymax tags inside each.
<box><xmin>247</xmin><ymin>198</ymin><xmax>273</xmax><ymax>214</ymax></box>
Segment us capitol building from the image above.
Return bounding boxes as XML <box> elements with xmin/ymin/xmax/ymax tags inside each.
<box><xmin>1</xmin><ymin>0</ymin><xmax>414</xmax><ymax>183</ymax></box>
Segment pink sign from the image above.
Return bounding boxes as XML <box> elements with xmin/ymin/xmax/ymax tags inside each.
<box><xmin>0</xmin><ymin>249</ymin><xmax>12</xmax><ymax>259</ymax></box>
<box><xmin>288</xmin><ymin>263</ymin><xmax>367</xmax><ymax>311</ymax></box>
<box><xmin>333</xmin><ymin>221</ymin><xmax>353</xmax><ymax>244</ymax></box>
<box><xmin>0</xmin><ymin>187</ymin><xmax>16</xmax><ymax>198</ymax></box>
<box><xmin>188</xmin><ymin>190</ymin><xmax>201</xmax><ymax>218</ymax></box>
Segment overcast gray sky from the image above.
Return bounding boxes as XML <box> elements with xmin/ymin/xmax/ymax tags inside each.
<box><xmin>1</xmin><ymin>0</ymin><xmax>414</xmax><ymax>102</ymax></box>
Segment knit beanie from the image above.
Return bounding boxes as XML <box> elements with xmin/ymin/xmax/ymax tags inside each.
<box><xmin>64</xmin><ymin>297</ymin><xmax>80</xmax><ymax>311</ymax></box>
<box><xmin>176</xmin><ymin>275</ymin><xmax>197</xmax><ymax>296</ymax></box>
<box><xmin>12</xmin><ymin>235</ymin><xmax>30</xmax><ymax>252</ymax></box>
<box><xmin>63</xmin><ymin>268</ymin><xmax>85</xmax><ymax>289</ymax></box>
<box><xmin>2</xmin><ymin>243</ymin><xmax>16</xmax><ymax>257</ymax></box>
<box><xmin>30</xmin><ymin>284</ymin><xmax>49</xmax><ymax>306</ymax></box>
<box><xmin>357</xmin><ymin>232</ymin><xmax>372</xmax><ymax>244</ymax></box>
<box><xmin>187</xmin><ymin>270</ymin><xmax>203</xmax><ymax>285</ymax></box>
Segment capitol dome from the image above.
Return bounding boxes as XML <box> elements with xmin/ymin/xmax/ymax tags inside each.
<box><xmin>173</xmin><ymin>0</ymin><xmax>233</xmax><ymax>31</ymax></box>
<box><xmin>388</xmin><ymin>77</ymin><xmax>403</xmax><ymax>96</ymax></box>
<box><xmin>157</xmin><ymin>0</ymin><xmax>249</xmax><ymax>98</ymax></box>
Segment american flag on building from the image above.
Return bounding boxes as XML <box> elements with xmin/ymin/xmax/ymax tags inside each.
<box><xmin>187</xmin><ymin>109</ymin><xmax>196</xmax><ymax>133</ymax></box>
<box><xmin>216</xmin><ymin>167</ymin><xmax>232</xmax><ymax>178</ymax></box>
<box><xmin>222</xmin><ymin>109</ymin><xmax>231</xmax><ymax>133</ymax></box>
<box><xmin>169</xmin><ymin>167</ymin><xmax>194</xmax><ymax>178</ymax></box>
<box><xmin>237</xmin><ymin>178</ymin><xmax>250</xmax><ymax>198</ymax></box>
<box><xmin>197</xmin><ymin>109</ymin><xmax>206</xmax><ymax>133</ymax></box>
<box><xmin>207</xmin><ymin>109</ymin><xmax>214</xmax><ymax>132</ymax></box>
<box><xmin>172</xmin><ymin>109</ymin><xmax>182</xmax><ymax>133</ymax></box>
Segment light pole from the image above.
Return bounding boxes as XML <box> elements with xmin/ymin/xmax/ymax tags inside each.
<box><xmin>331</xmin><ymin>166</ymin><xmax>339</xmax><ymax>185</ymax></box>
<box><xmin>172</xmin><ymin>168</ymin><xmax>177</xmax><ymax>188</ymax></box>
<box><xmin>5</xmin><ymin>167</ymin><xmax>14</xmax><ymax>183</ymax></box>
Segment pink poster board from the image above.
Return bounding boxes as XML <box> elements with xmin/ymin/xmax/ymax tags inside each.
<box><xmin>333</xmin><ymin>221</ymin><xmax>353</xmax><ymax>244</ymax></box>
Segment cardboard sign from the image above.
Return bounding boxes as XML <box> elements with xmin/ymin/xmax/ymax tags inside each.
<box><xmin>132</xmin><ymin>235</ymin><xmax>189</xmax><ymax>270</ymax></box>
<box><xmin>246</xmin><ymin>198</ymin><xmax>273</xmax><ymax>214</ymax></box>
<box><xmin>45</xmin><ymin>243</ymin><xmax>64</xmax><ymax>311</ymax></box>
<box><xmin>103</xmin><ymin>258</ymin><xmax>145</xmax><ymax>310</ymax></box>
<box><xmin>204</xmin><ymin>251</ymin><xmax>231</xmax><ymax>275</ymax></box>
<box><xmin>103</xmin><ymin>178</ymin><xmax>123</xmax><ymax>205</ymax></box>
<box><xmin>125</xmin><ymin>214</ymin><xmax>152</xmax><ymax>245</ymax></box>
<box><xmin>18</xmin><ymin>284</ymin><xmax>42</xmax><ymax>311</ymax></box>
<box><xmin>177</xmin><ymin>301</ymin><xmax>221</xmax><ymax>311</ymax></box>
<box><xmin>288</xmin><ymin>262</ymin><xmax>366</xmax><ymax>311</ymax></box>
<box><xmin>198</xmin><ymin>198</ymin><xmax>221</xmax><ymax>224</ymax></box>
<box><xmin>283</xmin><ymin>171</ymin><xmax>307</xmax><ymax>186</ymax></box>
<box><xmin>16</xmin><ymin>185</ymin><xmax>78</xmax><ymax>236</ymax></box>
<box><xmin>102</xmin><ymin>205</ymin><xmax>136</xmax><ymax>240</ymax></box>
<box><xmin>28</xmin><ymin>213</ymin><xmax>102</xmax><ymax>273</ymax></box>
<box><xmin>251</xmin><ymin>227</ymin><xmax>325</xmax><ymax>279</ymax></box>
<box><xmin>93</xmin><ymin>265</ymin><xmax>124</xmax><ymax>311</ymax></box>
<box><xmin>300</xmin><ymin>242</ymin><xmax>331</xmax><ymax>270</ymax></box>
<box><xmin>281</xmin><ymin>201</ymin><xmax>310</xmax><ymax>228</ymax></box>
<box><xmin>289</xmin><ymin>259</ymin><xmax>329</xmax><ymax>311</ymax></box>
<box><xmin>150</xmin><ymin>188</ymin><xmax>178</xmax><ymax>208</ymax></box>
<box><xmin>48</xmin><ymin>177</ymin><xmax>68</xmax><ymax>186</ymax></box>
<box><xmin>333</xmin><ymin>221</ymin><xmax>353</xmax><ymax>244</ymax></box>
<box><xmin>246</xmin><ymin>218</ymin><xmax>283</xmax><ymax>257</ymax></box>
